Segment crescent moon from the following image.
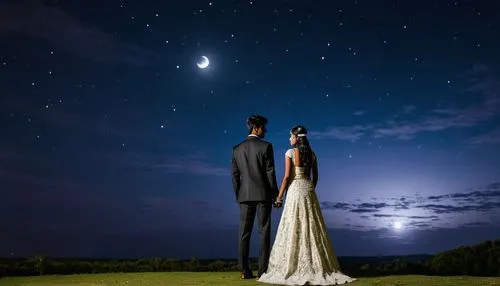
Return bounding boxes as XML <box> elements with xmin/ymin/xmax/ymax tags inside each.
<box><xmin>197</xmin><ymin>56</ymin><xmax>209</xmax><ymax>69</ymax></box>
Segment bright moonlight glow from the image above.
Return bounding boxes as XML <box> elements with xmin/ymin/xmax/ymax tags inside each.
<box><xmin>393</xmin><ymin>221</ymin><xmax>403</xmax><ymax>230</ymax></box>
<box><xmin>197</xmin><ymin>56</ymin><xmax>209</xmax><ymax>69</ymax></box>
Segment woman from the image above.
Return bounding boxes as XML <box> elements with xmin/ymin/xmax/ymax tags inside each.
<box><xmin>258</xmin><ymin>125</ymin><xmax>356</xmax><ymax>285</ymax></box>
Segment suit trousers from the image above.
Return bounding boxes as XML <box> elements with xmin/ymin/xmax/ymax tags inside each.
<box><xmin>239</xmin><ymin>201</ymin><xmax>272</xmax><ymax>275</ymax></box>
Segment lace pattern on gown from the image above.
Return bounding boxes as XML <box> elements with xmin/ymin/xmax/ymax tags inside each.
<box><xmin>258</xmin><ymin>149</ymin><xmax>356</xmax><ymax>285</ymax></box>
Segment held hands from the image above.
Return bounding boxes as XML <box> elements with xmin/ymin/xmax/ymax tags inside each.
<box><xmin>273</xmin><ymin>197</ymin><xmax>283</xmax><ymax>208</ymax></box>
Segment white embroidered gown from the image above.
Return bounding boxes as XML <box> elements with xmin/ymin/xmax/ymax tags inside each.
<box><xmin>258</xmin><ymin>149</ymin><xmax>356</xmax><ymax>285</ymax></box>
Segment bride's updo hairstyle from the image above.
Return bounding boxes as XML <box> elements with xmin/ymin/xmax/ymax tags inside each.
<box><xmin>290</xmin><ymin>125</ymin><xmax>313</xmax><ymax>168</ymax></box>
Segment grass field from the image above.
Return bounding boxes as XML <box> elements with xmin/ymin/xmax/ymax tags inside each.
<box><xmin>1</xmin><ymin>272</ymin><xmax>499</xmax><ymax>286</ymax></box>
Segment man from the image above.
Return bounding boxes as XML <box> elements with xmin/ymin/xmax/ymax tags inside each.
<box><xmin>231</xmin><ymin>114</ymin><xmax>279</xmax><ymax>280</ymax></box>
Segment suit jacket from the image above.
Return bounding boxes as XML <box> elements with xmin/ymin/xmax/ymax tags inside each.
<box><xmin>231</xmin><ymin>136</ymin><xmax>279</xmax><ymax>203</ymax></box>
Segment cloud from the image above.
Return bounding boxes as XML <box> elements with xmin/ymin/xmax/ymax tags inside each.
<box><xmin>320</xmin><ymin>202</ymin><xmax>352</xmax><ymax>211</ymax></box>
<box><xmin>426</xmin><ymin>183</ymin><xmax>500</xmax><ymax>201</ymax></box>
<box><xmin>353</xmin><ymin>110</ymin><xmax>366</xmax><ymax>116</ymax></box>
<box><xmin>468</xmin><ymin>127</ymin><xmax>500</xmax><ymax>145</ymax></box>
<box><xmin>321</xmin><ymin>197</ymin><xmax>416</xmax><ymax>213</ymax></box>
<box><xmin>320</xmin><ymin>182</ymin><xmax>500</xmax><ymax>231</ymax></box>
<box><xmin>372</xmin><ymin>214</ymin><xmax>439</xmax><ymax>219</ymax></box>
<box><xmin>152</xmin><ymin>158</ymin><xmax>228</xmax><ymax>177</ymax></box>
<box><xmin>309</xmin><ymin>125</ymin><xmax>373</xmax><ymax>141</ymax></box>
<box><xmin>0</xmin><ymin>2</ymin><xmax>162</xmax><ymax>66</ymax></box>
<box><xmin>470</xmin><ymin>63</ymin><xmax>490</xmax><ymax>74</ymax></box>
<box><xmin>373</xmin><ymin>104</ymin><xmax>499</xmax><ymax>140</ymax></box>
<box><xmin>460</xmin><ymin>221</ymin><xmax>491</xmax><ymax>228</ymax></box>
<box><xmin>375</xmin><ymin>65</ymin><xmax>499</xmax><ymax>140</ymax></box>
<box><xmin>310</xmin><ymin>64</ymin><xmax>500</xmax><ymax>142</ymax></box>
<box><xmin>350</xmin><ymin>208</ymin><xmax>380</xmax><ymax>213</ymax></box>
<box><xmin>416</xmin><ymin>183</ymin><xmax>500</xmax><ymax>214</ymax></box>
<box><xmin>415</xmin><ymin>204</ymin><xmax>486</xmax><ymax>214</ymax></box>
<box><xmin>125</xmin><ymin>152</ymin><xmax>229</xmax><ymax>177</ymax></box>
<box><xmin>393</xmin><ymin>105</ymin><xmax>417</xmax><ymax>118</ymax></box>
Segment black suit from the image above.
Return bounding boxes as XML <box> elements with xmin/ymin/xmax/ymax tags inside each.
<box><xmin>231</xmin><ymin>135</ymin><xmax>279</xmax><ymax>276</ymax></box>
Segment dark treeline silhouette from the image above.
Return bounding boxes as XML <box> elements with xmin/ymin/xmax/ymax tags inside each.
<box><xmin>1</xmin><ymin>239</ymin><xmax>499</xmax><ymax>278</ymax></box>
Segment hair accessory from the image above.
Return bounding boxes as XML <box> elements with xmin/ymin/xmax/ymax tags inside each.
<box><xmin>297</xmin><ymin>134</ymin><xmax>307</xmax><ymax>137</ymax></box>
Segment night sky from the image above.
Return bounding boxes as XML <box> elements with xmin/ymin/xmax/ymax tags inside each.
<box><xmin>1</xmin><ymin>0</ymin><xmax>500</xmax><ymax>259</ymax></box>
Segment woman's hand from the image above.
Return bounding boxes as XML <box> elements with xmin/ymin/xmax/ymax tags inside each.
<box><xmin>274</xmin><ymin>197</ymin><xmax>283</xmax><ymax>208</ymax></box>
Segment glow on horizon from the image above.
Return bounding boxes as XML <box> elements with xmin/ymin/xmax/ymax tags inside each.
<box><xmin>393</xmin><ymin>221</ymin><xmax>403</xmax><ymax>230</ymax></box>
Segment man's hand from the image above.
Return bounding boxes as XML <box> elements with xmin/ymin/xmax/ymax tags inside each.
<box><xmin>273</xmin><ymin>198</ymin><xmax>283</xmax><ymax>208</ymax></box>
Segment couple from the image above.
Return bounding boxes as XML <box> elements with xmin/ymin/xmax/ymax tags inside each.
<box><xmin>231</xmin><ymin>115</ymin><xmax>356</xmax><ymax>285</ymax></box>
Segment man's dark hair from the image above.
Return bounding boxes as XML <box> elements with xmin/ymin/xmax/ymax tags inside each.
<box><xmin>247</xmin><ymin>115</ymin><xmax>268</xmax><ymax>134</ymax></box>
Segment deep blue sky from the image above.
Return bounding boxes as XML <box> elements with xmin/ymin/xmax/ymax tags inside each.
<box><xmin>1</xmin><ymin>0</ymin><xmax>500</xmax><ymax>259</ymax></box>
